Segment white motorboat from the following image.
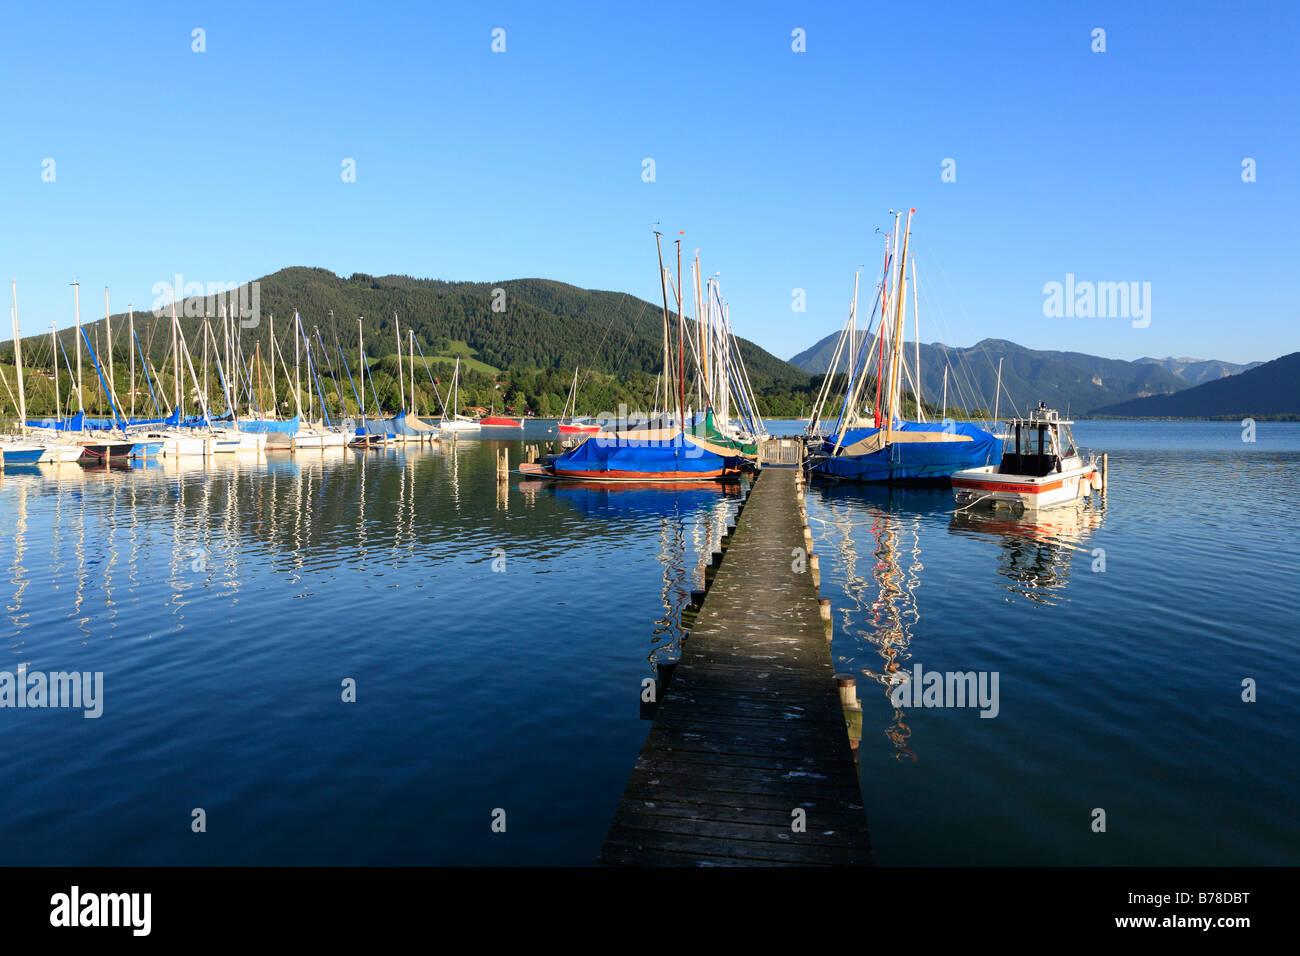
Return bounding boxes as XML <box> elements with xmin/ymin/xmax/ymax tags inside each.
<box><xmin>952</xmin><ymin>404</ymin><xmax>1101</xmax><ymax>511</ymax></box>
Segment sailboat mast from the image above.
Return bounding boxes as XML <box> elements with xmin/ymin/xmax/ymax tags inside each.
<box><xmin>884</xmin><ymin>209</ymin><xmax>914</xmax><ymax>448</ymax></box>
<box><xmin>394</xmin><ymin>313</ymin><xmax>405</xmax><ymax>414</ymax></box>
<box><xmin>51</xmin><ymin>323</ymin><xmax>60</xmax><ymax>418</ymax></box>
<box><xmin>171</xmin><ymin>293</ymin><xmax>180</xmax><ymax>417</ymax></box>
<box><xmin>128</xmin><ymin>304</ymin><xmax>135</xmax><ymax>420</ymax></box>
<box><xmin>676</xmin><ymin>239</ymin><xmax>686</xmax><ymax>427</ymax></box>
<box><xmin>103</xmin><ymin>287</ymin><xmax>114</xmax><ymax>396</ymax></box>
<box><xmin>652</xmin><ymin>234</ymin><xmax>671</xmax><ymax>419</ymax></box>
<box><xmin>11</xmin><ymin>280</ymin><xmax>26</xmax><ymax>434</ymax></box>
<box><xmin>73</xmin><ymin>281</ymin><xmax>84</xmax><ymax>416</ymax></box>
<box><xmin>268</xmin><ymin>313</ymin><xmax>276</xmax><ymax>416</ymax></box>
<box><xmin>912</xmin><ymin>255</ymin><xmax>921</xmax><ymax>418</ymax></box>
<box><xmin>993</xmin><ymin>357</ymin><xmax>1003</xmax><ymax>421</ymax></box>
<box><xmin>295</xmin><ymin>311</ymin><xmax>301</xmax><ymax>420</ymax></box>
<box><xmin>409</xmin><ymin>329</ymin><xmax>415</xmax><ymax>416</ymax></box>
<box><xmin>694</xmin><ymin>251</ymin><xmax>706</xmax><ymax>410</ymax></box>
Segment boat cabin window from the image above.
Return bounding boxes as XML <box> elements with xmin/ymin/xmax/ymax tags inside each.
<box><xmin>999</xmin><ymin>423</ymin><xmax>1060</xmax><ymax>477</ymax></box>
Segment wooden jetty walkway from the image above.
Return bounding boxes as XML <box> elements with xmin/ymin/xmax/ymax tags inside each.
<box><xmin>599</xmin><ymin>458</ymin><xmax>873</xmax><ymax>866</ymax></box>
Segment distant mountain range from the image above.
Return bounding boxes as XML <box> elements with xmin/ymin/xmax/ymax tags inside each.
<box><xmin>788</xmin><ymin>333</ymin><xmax>1272</xmax><ymax>417</ymax></box>
<box><xmin>1091</xmin><ymin>352</ymin><xmax>1300</xmax><ymax>419</ymax></box>
<box><xmin>1134</xmin><ymin>356</ymin><xmax>1263</xmax><ymax>386</ymax></box>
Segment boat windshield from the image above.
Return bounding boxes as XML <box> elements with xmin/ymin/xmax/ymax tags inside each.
<box><xmin>1058</xmin><ymin>423</ymin><xmax>1078</xmax><ymax>459</ymax></box>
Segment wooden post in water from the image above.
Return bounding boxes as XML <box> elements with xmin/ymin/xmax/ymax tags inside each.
<box><xmin>1102</xmin><ymin>453</ymin><xmax>1109</xmax><ymax>491</ymax></box>
<box><xmin>837</xmin><ymin>675</ymin><xmax>863</xmax><ymax>756</ymax></box>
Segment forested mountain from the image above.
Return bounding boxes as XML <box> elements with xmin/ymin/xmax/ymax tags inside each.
<box><xmin>2</xmin><ymin>268</ymin><xmax>813</xmax><ymax>419</ymax></box>
<box><xmin>1090</xmin><ymin>352</ymin><xmax>1300</xmax><ymax>419</ymax></box>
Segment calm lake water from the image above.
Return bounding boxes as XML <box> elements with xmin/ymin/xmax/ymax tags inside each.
<box><xmin>0</xmin><ymin>420</ymin><xmax>1295</xmax><ymax>865</ymax></box>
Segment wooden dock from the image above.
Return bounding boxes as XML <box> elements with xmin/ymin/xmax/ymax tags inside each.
<box><xmin>599</xmin><ymin>462</ymin><xmax>873</xmax><ymax>866</ymax></box>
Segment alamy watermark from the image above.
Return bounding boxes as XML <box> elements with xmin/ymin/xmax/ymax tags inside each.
<box><xmin>1043</xmin><ymin>273</ymin><xmax>1151</xmax><ymax>328</ymax></box>
<box><xmin>889</xmin><ymin>664</ymin><xmax>999</xmax><ymax>718</ymax></box>
<box><xmin>151</xmin><ymin>274</ymin><xmax>260</xmax><ymax>328</ymax></box>
<box><xmin>0</xmin><ymin>666</ymin><xmax>103</xmax><ymax>718</ymax></box>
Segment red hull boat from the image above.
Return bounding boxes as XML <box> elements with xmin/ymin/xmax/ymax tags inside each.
<box><xmin>479</xmin><ymin>416</ymin><xmax>523</xmax><ymax>428</ymax></box>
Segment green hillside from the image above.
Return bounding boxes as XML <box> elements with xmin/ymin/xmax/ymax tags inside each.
<box><xmin>2</xmin><ymin>268</ymin><xmax>813</xmax><ymax>419</ymax></box>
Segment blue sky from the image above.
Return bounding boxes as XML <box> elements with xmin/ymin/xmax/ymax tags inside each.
<box><xmin>2</xmin><ymin>1</ymin><xmax>1295</xmax><ymax>365</ymax></box>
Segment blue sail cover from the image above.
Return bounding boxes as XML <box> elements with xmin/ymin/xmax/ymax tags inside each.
<box><xmin>551</xmin><ymin>431</ymin><xmax>740</xmax><ymax>480</ymax></box>
<box><xmin>816</xmin><ymin>420</ymin><xmax>1001</xmax><ymax>484</ymax></box>
<box><xmin>229</xmin><ymin>415</ymin><xmax>301</xmax><ymax>435</ymax></box>
<box><xmin>27</xmin><ymin>412</ymin><xmax>86</xmax><ymax>432</ymax></box>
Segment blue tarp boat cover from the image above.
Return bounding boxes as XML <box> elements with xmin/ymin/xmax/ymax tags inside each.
<box><xmin>816</xmin><ymin>420</ymin><xmax>1001</xmax><ymax>483</ymax></box>
<box><xmin>551</xmin><ymin>429</ymin><xmax>740</xmax><ymax>479</ymax></box>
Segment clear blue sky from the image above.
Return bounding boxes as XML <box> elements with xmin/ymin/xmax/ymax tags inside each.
<box><xmin>2</xmin><ymin>1</ymin><xmax>1295</xmax><ymax>365</ymax></box>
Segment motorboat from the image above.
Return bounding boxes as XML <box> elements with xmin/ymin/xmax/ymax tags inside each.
<box><xmin>952</xmin><ymin>404</ymin><xmax>1101</xmax><ymax>511</ymax></box>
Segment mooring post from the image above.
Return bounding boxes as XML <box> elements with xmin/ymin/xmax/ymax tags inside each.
<box><xmin>836</xmin><ymin>675</ymin><xmax>863</xmax><ymax>755</ymax></box>
<box><xmin>1102</xmin><ymin>453</ymin><xmax>1109</xmax><ymax>491</ymax></box>
<box><xmin>809</xmin><ymin>552</ymin><xmax>820</xmax><ymax>587</ymax></box>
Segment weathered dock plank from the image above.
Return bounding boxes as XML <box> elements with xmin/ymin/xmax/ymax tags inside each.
<box><xmin>598</xmin><ymin>464</ymin><xmax>872</xmax><ymax>866</ymax></box>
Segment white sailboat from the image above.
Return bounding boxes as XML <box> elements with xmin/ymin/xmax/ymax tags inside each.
<box><xmin>2</xmin><ymin>281</ymin><xmax>48</xmax><ymax>465</ymax></box>
<box><xmin>437</xmin><ymin>358</ymin><xmax>479</xmax><ymax>434</ymax></box>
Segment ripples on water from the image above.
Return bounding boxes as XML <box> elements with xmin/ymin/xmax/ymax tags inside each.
<box><xmin>2</xmin><ymin>421</ymin><xmax>1295</xmax><ymax>865</ymax></box>
<box><xmin>0</xmin><ymin>437</ymin><xmax>744</xmax><ymax>864</ymax></box>
<box><xmin>810</xmin><ymin>421</ymin><xmax>1300</xmax><ymax>865</ymax></box>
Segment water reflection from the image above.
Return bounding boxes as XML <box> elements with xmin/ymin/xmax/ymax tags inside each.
<box><xmin>530</xmin><ymin>480</ymin><xmax>744</xmax><ymax>674</ymax></box>
<box><xmin>818</xmin><ymin>487</ymin><xmax>927</xmax><ymax>762</ymax></box>
<box><xmin>815</xmin><ymin>485</ymin><xmax>1107</xmax><ymax>762</ymax></box>
<box><xmin>949</xmin><ymin>502</ymin><xmax>1106</xmax><ymax>605</ymax></box>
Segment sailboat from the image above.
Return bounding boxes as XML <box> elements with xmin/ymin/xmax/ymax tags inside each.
<box><xmin>2</xmin><ymin>282</ymin><xmax>47</xmax><ymax>465</ymax></box>
<box><xmin>24</xmin><ymin>282</ymin><xmax>136</xmax><ymax>461</ymax></box>
<box><xmin>436</xmin><ymin>358</ymin><xmax>480</xmax><ymax>434</ymax></box>
<box><xmin>557</xmin><ymin>367</ymin><xmax>599</xmax><ymax>434</ymax></box>
<box><xmin>529</xmin><ymin>232</ymin><xmax>745</xmax><ymax>482</ymax></box>
<box><xmin>287</xmin><ymin>312</ymin><xmax>349</xmax><ymax>449</ymax></box>
<box><xmin>386</xmin><ymin>322</ymin><xmax>438</xmax><ymax>443</ymax></box>
<box><xmin>808</xmin><ymin>209</ymin><xmax>1000</xmax><ymax>484</ymax></box>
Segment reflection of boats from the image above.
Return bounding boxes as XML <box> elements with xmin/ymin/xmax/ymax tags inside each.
<box><xmin>949</xmin><ymin>500</ymin><xmax>1105</xmax><ymax>603</ymax></box>
<box><xmin>819</xmin><ymin>484</ymin><xmax>924</xmax><ymax>762</ymax></box>
<box><xmin>952</xmin><ymin>405</ymin><xmax>1100</xmax><ymax>511</ymax></box>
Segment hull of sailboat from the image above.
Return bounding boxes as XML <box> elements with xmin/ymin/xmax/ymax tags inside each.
<box><xmin>210</xmin><ymin>430</ymin><xmax>266</xmax><ymax>453</ymax></box>
<box><xmin>480</xmin><ymin>416</ymin><xmax>522</xmax><ymax>428</ymax></box>
<box><xmin>437</xmin><ymin>419</ymin><xmax>480</xmax><ymax>434</ymax></box>
<box><xmin>814</xmin><ymin>422</ymin><xmax>1001</xmax><ymax>485</ymax></box>
<box><xmin>78</xmin><ymin>442</ymin><xmax>136</xmax><ymax>462</ymax></box>
<box><xmin>37</xmin><ymin>442</ymin><xmax>84</xmax><ymax>463</ymax></box>
<box><xmin>161</xmin><ymin>435</ymin><xmax>210</xmax><ymax>457</ymax></box>
<box><xmin>1</xmin><ymin>444</ymin><xmax>47</xmax><ymax>465</ymax></box>
<box><xmin>292</xmin><ymin>430</ymin><xmax>350</xmax><ymax>449</ymax></box>
<box><xmin>558</xmin><ymin>421</ymin><xmax>600</xmax><ymax>434</ymax></box>
<box><xmin>128</xmin><ymin>441</ymin><xmax>165</xmax><ymax>459</ymax></box>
